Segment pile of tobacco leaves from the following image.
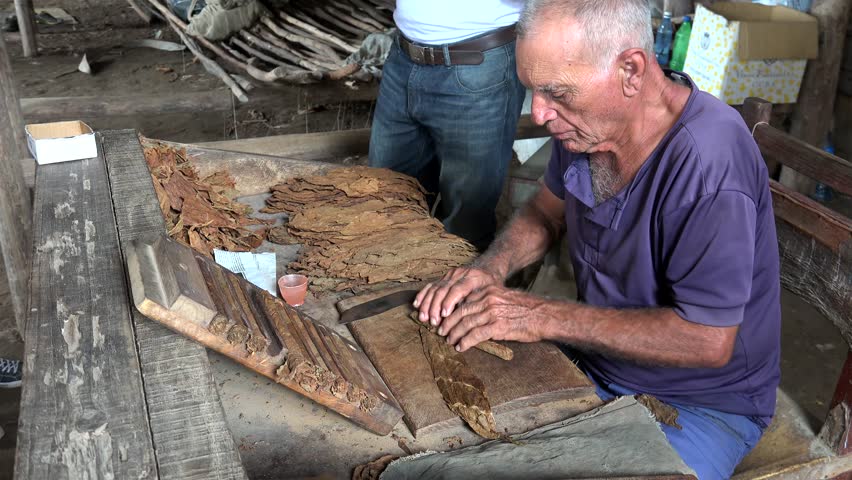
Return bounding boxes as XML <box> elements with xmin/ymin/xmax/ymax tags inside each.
<box><xmin>144</xmin><ymin>143</ymin><xmax>270</xmax><ymax>256</ymax></box>
<box><xmin>262</xmin><ymin>166</ymin><xmax>478</xmax><ymax>293</ymax></box>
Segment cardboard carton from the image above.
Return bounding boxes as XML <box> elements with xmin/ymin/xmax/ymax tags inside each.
<box><xmin>26</xmin><ymin>120</ymin><xmax>97</xmax><ymax>165</ymax></box>
<box><xmin>683</xmin><ymin>2</ymin><xmax>818</xmax><ymax>105</ymax></box>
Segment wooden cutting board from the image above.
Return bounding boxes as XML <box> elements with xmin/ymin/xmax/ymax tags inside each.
<box><xmin>336</xmin><ymin>285</ymin><xmax>601</xmax><ymax>438</ymax></box>
<box><xmin>126</xmin><ymin>235</ymin><xmax>403</xmax><ymax>435</ymax></box>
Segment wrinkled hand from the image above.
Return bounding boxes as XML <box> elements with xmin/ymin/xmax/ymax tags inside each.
<box><xmin>414</xmin><ymin>266</ymin><xmax>502</xmax><ymax>327</ymax></box>
<box><xmin>440</xmin><ymin>286</ymin><xmax>546</xmax><ymax>352</ymax></box>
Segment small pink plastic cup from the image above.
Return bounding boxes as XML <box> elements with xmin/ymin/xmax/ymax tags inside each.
<box><xmin>278</xmin><ymin>274</ymin><xmax>308</xmax><ymax>307</ymax></box>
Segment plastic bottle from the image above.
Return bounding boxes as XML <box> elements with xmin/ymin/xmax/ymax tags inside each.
<box><xmin>654</xmin><ymin>11</ymin><xmax>674</xmax><ymax>67</ymax></box>
<box><xmin>669</xmin><ymin>16</ymin><xmax>692</xmax><ymax>71</ymax></box>
<box><xmin>168</xmin><ymin>0</ymin><xmax>206</xmax><ymax>22</ymax></box>
<box><xmin>813</xmin><ymin>139</ymin><xmax>836</xmax><ymax>203</ymax></box>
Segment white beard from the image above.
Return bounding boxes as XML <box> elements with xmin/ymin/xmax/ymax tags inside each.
<box><xmin>589</xmin><ymin>152</ymin><xmax>620</xmax><ymax>205</ymax></box>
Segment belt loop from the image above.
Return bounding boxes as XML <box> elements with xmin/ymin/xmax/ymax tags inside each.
<box><xmin>442</xmin><ymin>44</ymin><xmax>452</xmax><ymax>67</ymax></box>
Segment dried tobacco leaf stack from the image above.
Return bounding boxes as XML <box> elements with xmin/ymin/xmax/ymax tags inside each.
<box><xmin>262</xmin><ymin>166</ymin><xmax>479</xmax><ymax>293</ymax></box>
<box><xmin>144</xmin><ymin>143</ymin><xmax>269</xmax><ymax>256</ymax></box>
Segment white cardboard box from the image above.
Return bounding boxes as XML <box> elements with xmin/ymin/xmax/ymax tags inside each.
<box><xmin>683</xmin><ymin>3</ymin><xmax>818</xmax><ymax>105</ymax></box>
<box><xmin>26</xmin><ymin>121</ymin><xmax>97</xmax><ymax>165</ymax></box>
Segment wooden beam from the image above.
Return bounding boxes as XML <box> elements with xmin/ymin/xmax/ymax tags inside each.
<box><xmin>783</xmin><ymin>0</ymin><xmax>852</xmax><ymax>193</ymax></box>
<box><xmin>203</xmin><ymin>114</ymin><xmax>550</xmax><ymax>159</ymax></box>
<box><xmin>15</xmin><ymin>148</ymin><xmax>157</xmax><ymax>479</ymax></box>
<box><xmin>102</xmin><ymin>130</ymin><xmax>248</xmax><ymax>479</ymax></box>
<box><xmin>19</xmin><ymin>83</ymin><xmax>380</xmax><ymax>123</ymax></box>
<box><xmin>769</xmin><ymin>179</ymin><xmax>852</xmax><ymax>254</ymax></box>
<box><xmin>201</xmin><ymin>127</ymin><xmax>371</xmax><ymax>160</ymax></box>
<box><xmin>0</xmin><ymin>31</ymin><xmax>32</xmax><ymax>336</ymax></box>
<box><xmin>742</xmin><ymin>97</ymin><xmax>779</xmax><ymax>178</ymax></box>
<box><xmin>756</xmin><ymin>123</ymin><xmax>852</xmax><ymax>197</ymax></box>
<box><xmin>21</xmin><ymin>92</ymin><xmax>234</xmax><ymax>122</ymax></box>
<box><xmin>12</xmin><ymin>0</ymin><xmax>37</xmax><ymax>57</ymax></box>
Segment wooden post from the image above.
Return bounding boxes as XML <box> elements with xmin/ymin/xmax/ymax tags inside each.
<box><xmin>742</xmin><ymin>97</ymin><xmax>779</xmax><ymax>178</ymax></box>
<box><xmin>783</xmin><ymin>0</ymin><xmax>852</xmax><ymax>193</ymax></box>
<box><xmin>825</xmin><ymin>350</ymin><xmax>852</xmax><ymax>480</ymax></box>
<box><xmin>12</xmin><ymin>0</ymin><xmax>37</xmax><ymax>57</ymax></box>
<box><xmin>0</xmin><ymin>32</ymin><xmax>33</xmax><ymax>336</ymax></box>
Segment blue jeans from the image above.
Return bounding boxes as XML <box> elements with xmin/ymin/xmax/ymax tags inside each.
<box><xmin>594</xmin><ymin>379</ymin><xmax>766</xmax><ymax>480</ymax></box>
<box><xmin>369</xmin><ymin>33</ymin><xmax>526</xmax><ymax>250</ymax></box>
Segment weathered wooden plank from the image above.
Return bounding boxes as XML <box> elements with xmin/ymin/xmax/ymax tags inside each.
<box><xmin>21</xmin><ymin>92</ymin><xmax>233</xmax><ymax>122</ymax></box>
<box><xmin>770</xmin><ymin>180</ymin><xmax>852</xmax><ymax>254</ymax></box>
<box><xmin>102</xmin><ymin>130</ymin><xmax>248</xmax><ymax>480</ymax></box>
<box><xmin>200</xmin><ymin>114</ymin><xmax>550</xmax><ymax>160</ymax></box>
<box><xmin>0</xmin><ymin>32</ymin><xmax>32</xmax><ymax>336</ymax></box>
<box><xmin>15</xmin><ymin>149</ymin><xmax>157</xmax><ymax>478</ymax></box>
<box><xmin>757</xmin><ymin>125</ymin><xmax>852</xmax><ymax>197</ymax></box>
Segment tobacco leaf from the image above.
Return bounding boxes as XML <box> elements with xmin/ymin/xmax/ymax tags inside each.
<box><xmin>144</xmin><ymin>142</ymin><xmax>267</xmax><ymax>257</ymax></box>
<box><xmin>419</xmin><ymin>327</ymin><xmax>499</xmax><ymax>439</ymax></box>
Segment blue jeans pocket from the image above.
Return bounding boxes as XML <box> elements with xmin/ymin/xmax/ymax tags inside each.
<box><xmin>454</xmin><ymin>45</ymin><xmax>510</xmax><ymax>93</ymax></box>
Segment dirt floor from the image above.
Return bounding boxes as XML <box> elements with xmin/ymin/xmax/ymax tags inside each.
<box><xmin>0</xmin><ymin>1</ymin><xmax>850</xmax><ymax>479</ymax></box>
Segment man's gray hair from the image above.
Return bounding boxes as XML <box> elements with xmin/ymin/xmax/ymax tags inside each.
<box><xmin>517</xmin><ymin>0</ymin><xmax>654</xmax><ymax>70</ymax></box>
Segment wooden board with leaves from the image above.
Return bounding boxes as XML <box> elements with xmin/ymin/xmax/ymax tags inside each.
<box><xmin>127</xmin><ymin>235</ymin><xmax>404</xmax><ymax>435</ymax></box>
<box><xmin>337</xmin><ymin>286</ymin><xmax>603</xmax><ymax>438</ymax></box>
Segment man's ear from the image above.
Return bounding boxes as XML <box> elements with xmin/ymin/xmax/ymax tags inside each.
<box><xmin>618</xmin><ymin>48</ymin><xmax>647</xmax><ymax>98</ymax></box>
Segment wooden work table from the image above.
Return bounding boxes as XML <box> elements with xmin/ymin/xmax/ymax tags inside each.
<box><xmin>19</xmin><ymin>118</ymin><xmax>850</xmax><ymax>479</ymax></box>
<box><xmin>15</xmin><ymin>130</ymin><xmax>601</xmax><ymax>479</ymax></box>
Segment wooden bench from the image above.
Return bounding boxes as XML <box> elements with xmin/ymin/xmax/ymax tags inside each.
<box><xmin>731</xmin><ymin>97</ymin><xmax>852</xmax><ymax>479</ymax></box>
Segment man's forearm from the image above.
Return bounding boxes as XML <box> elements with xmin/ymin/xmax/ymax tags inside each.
<box><xmin>537</xmin><ymin>302</ymin><xmax>737</xmax><ymax>368</ymax></box>
<box><xmin>474</xmin><ymin>192</ymin><xmax>563</xmax><ymax>281</ymax></box>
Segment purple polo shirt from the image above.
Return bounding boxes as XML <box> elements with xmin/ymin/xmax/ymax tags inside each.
<box><xmin>543</xmin><ymin>73</ymin><xmax>781</xmax><ymax>420</ymax></box>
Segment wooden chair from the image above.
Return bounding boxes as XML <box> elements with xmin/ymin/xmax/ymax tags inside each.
<box><xmin>732</xmin><ymin>97</ymin><xmax>852</xmax><ymax>479</ymax></box>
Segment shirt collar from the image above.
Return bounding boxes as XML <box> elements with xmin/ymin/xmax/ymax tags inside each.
<box><xmin>562</xmin><ymin>155</ymin><xmax>630</xmax><ymax>230</ymax></box>
<box><xmin>560</xmin><ymin>71</ymin><xmax>698</xmax><ymax>231</ymax></box>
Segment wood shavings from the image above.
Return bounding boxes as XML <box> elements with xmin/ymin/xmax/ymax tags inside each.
<box><xmin>419</xmin><ymin>327</ymin><xmax>500</xmax><ymax>439</ymax></box>
<box><xmin>144</xmin><ymin>142</ymin><xmax>269</xmax><ymax>257</ymax></box>
<box><xmin>263</xmin><ymin>166</ymin><xmax>478</xmax><ymax>294</ymax></box>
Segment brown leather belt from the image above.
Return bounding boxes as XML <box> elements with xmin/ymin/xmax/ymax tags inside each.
<box><xmin>399</xmin><ymin>24</ymin><xmax>516</xmax><ymax>66</ymax></box>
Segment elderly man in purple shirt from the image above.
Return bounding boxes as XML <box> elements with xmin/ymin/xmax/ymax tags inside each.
<box><xmin>414</xmin><ymin>0</ymin><xmax>781</xmax><ymax>478</ymax></box>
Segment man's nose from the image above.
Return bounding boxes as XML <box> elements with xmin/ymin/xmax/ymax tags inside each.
<box><xmin>531</xmin><ymin>93</ymin><xmax>557</xmax><ymax>125</ymax></box>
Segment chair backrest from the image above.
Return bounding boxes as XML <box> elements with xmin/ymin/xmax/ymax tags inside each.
<box><xmin>742</xmin><ymin>97</ymin><xmax>852</xmax><ymax>348</ymax></box>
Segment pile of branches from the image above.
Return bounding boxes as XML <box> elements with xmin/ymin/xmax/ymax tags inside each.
<box><xmin>142</xmin><ymin>0</ymin><xmax>394</xmax><ymax>100</ymax></box>
<box><xmin>262</xmin><ymin>166</ymin><xmax>479</xmax><ymax>294</ymax></box>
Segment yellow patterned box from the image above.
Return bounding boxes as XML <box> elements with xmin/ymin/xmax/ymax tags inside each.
<box><xmin>683</xmin><ymin>3</ymin><xmax>818</xmax><ymax>105</ymax></box>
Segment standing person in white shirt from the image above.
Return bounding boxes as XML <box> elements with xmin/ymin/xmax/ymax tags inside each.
<box><xmin>369</xmin><ymin>1</ymin><xmax>526</xmax><ymax>250</ymax></box>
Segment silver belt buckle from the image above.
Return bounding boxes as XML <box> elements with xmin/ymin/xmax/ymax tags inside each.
<box><xmin>409</xmin><ymin>43</ymin><xmax>435</xmax><ymax>64</ymax></box>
